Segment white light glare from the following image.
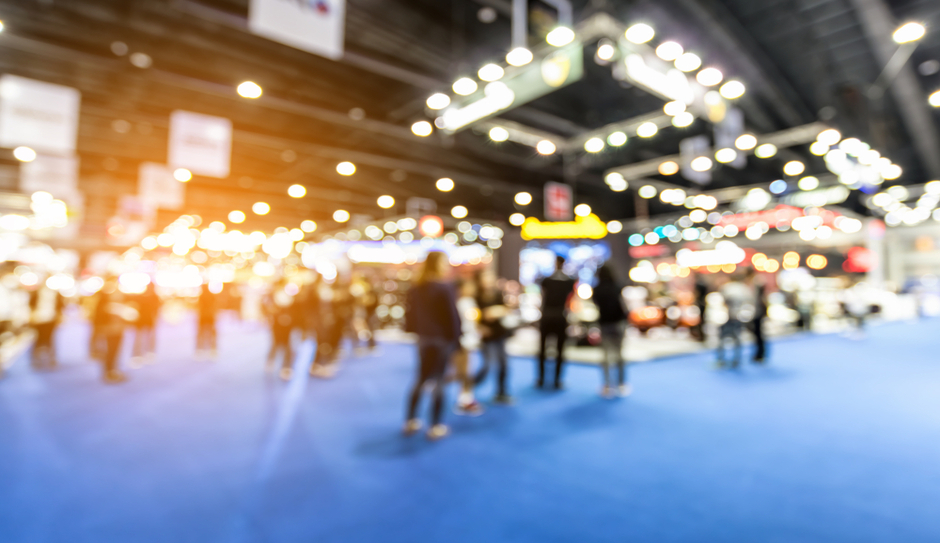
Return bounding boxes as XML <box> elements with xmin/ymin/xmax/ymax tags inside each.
<box><xmin>478</xmin><ymin>63</ymin><xmax>504</xmax><ymax>82</ymax></box>
<box><xmin>452</xmin><ymin>77</ymin><xmax>478</xmax><ymax>96</ymax></box>
<box><xmin>696</xmin><ymin>67</ymin><xmax>723</xmax><ymax>87</ymax></box>
<box><xmin>584</xmin><ymin>137</ymin><xmax>605</xmax><ymax>153</ymax></box>
<box><xmin>893</xmin><ymin>22</ymin><xmax>926</xmax><ymax>44</ymax></box>
<box><xmin>625</xmin><ymin>24</ymin><xmax>655</xmax><ymax>44</ymax></box>
<box><xmin>426</xmin><ymin>93</ymin><xmax>451</xmax><ymax>110</ymax></box>
<box><xmin>574</xmin><ymin>204</ymin><xmax>591</xmax><ymax>217</ymax></box>
<box><xmin>719</xmin><ymin>81</ymin><xmax>745</xmax><ymax>100</ymax></box>
<box><xmin>596</xmin><ymin>43</ymin><xmax>615</xmax><ymax>61</ymax></box>
<box><xmin>237</xmin><ymin>81</ymin><xmax>262</xmax><ymax>99</ymax></box>
<box><xmin>664</xmin><ymin>101</ymin><xmax>686</xmax><ymax>116</ymax></box>
<box><xmin>672</xmin><ymin>112</ymin><xmax>694</xmax><ymax>128</ymax></box>
<box><xmin>637</xmin><ymin>122</ymin><xmax>658</xmax><ymax>138</ymax></box>
<box><xmin>489</xmin><ymin>126</ymin><xmax>510</xmax><ymax>142</ymax></box>
<box><xmin>656</xmin><ymin>42</ymin><xmax>683</xmax><ymax>61</ymax></box>
<box><xmin>675</xmin><ymin>53</ymin><xmax>702</xmax><ymax>72</ymax></box>
<box><xmin>929</xmin><ymin>90</ymin><xmax>940</xmax><ymax>108</ymax></box>
<box><xmin>735</xmin><ymin>134</ymin><xmax>757</xmax><ymax>150</ymax></box>
<box><xmin>506</xmin><ymin>47</ymin><xmax>533</xmax><ymax>66</ymax></box>
<box><xmin>537</xmin><ymin>140</ymin><xmax>556</xmax><ymax>155</ymax></box>
<box><xmin>13</xmin><ymin>146</ymin><xmax>36</xmax><ymax>162</ymax></box>
<box><xmin>514</xmin><ymin>192</ymin><xmax>532</xmax><ymax>206</ymax></box>
<box><xmin>607</xmin><ymin>131</ymin><xmax>628</xmax><ymax>146</ymax></box>
<box><xmin>546</xmin><ymin>27</ymin><xmax>575</xmax><ymax>47</ymax></box>
<box><xmin>411</xmin><ymin>121</ymin><xmax>433</xmax><ymax>137</ymax></box>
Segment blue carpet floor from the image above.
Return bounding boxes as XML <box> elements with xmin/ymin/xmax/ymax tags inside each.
<box><xmin>1</xmin><ymin>316</ymin><xmax>939</xmax><ymax>542</ymax></box>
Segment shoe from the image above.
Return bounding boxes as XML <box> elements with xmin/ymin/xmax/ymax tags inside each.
<box><xmin>752</xmin><ymin>357</ymin><xmax>765</xmax><ymax>364</ymax></box>
<box><xmin>279</xmin><ymin>367</ymin><xmax>293</xmax><ymax>381</ymax></box>
<box><xmin>535</xmin><ymin>380</ymin><xmax>544</xmax><ymax>389</ymax></box>
<box><xmin>309</xmin><ymin>365</ymin><xmax>336</xmax><ymax>379</ymax></box>
<box><xmin>617</xmin><ymin>384</ymin><xmax>632</xmax><ymax>397</ymax></box>
<box><xmin>454</xmin><ymin>400</ymin><xmax>484</xmax><ymax>417</ymax></box>
<box><xmin>426</xmin><ymin>424</ymin><xmax>450</xmax><ymax>441</ymax></box>
<box><xmin>492</xmin><ymin>394</ymin><xmax>515</xmax><ymax>405</ymax></box>
<box><xmin>403</xmin><ymin>418</ymin><xmax>423</xmax><ymax>436</ymax></box>
<box><xmin>552</xmin><ymin>382</ymin><xmax>564</xmax><ymax>391</ymax></box>
<box><xmin>104</xmin><ymin>371</ymin><xmax>128</xmax><ymax>384</ymax></box>
<box><xmin>601</xmin><ymin>385</ymin><xmax>613</xmax><ymax>398</ymax></box>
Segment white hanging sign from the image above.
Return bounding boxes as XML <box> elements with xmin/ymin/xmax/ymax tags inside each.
<box><xmin>0</xmin><ymin>75</ymin><xmax>81</xmax><ymax>154</ymax></box>
<box><xmin>249</xmin><ymin>0</ymin><xmax>346</xmax><ymax>60</ymax></box>
<box><xmin>167</xmin><ymin>110</ymin><xmax>232</xmax><ymax>179</ymax></box>
<box><xmin>139</xmin><ymin>162</ymin><xmax>184</xmax><ymax>210</ymax></box>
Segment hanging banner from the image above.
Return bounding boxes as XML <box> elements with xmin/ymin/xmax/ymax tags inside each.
<box><xmin>168</xmin><ymin>110</ymin><xmax>232</xmax><ymax>179</ymax></box>
<box><xmin>249</xmin><ymin>0</ymin><xmax>345</xmax><ymax>60</ymax></box>
<box><xmin>19</xmin><ymin>154</ymin><xmax>79</xmax><ymax>197</ymax></box>
<box><xmin>544</xmin><ymin>182</ymin><xmax>573</xmax><ymax>221</ymax></box>
<box><xmin>0</xmin><ymin>75</ymin><xmax>81</xmax><ymax>155</ymax></box>
<box><xmin>139</xmin><ymin>162</ymin><xmax>184</xmax><ymax>210</ymax></box>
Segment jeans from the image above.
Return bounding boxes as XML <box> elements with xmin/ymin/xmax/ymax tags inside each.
<box><xmin>538</xmin><ymin>316</ymin><xmax>568</xmax><ymax>387</ymax></box>
<box><xmin>475</xmin><ymin>337</ymin><xmax>509</xmax><ymax>396</ymax></box>
<box><xmin>717</xmin><ymin>319</ymin><xmax>743</xmax><ymax>367</ymax></box>
<box><xmin>599</xmin><ymin>323</ymin><xmax>626</xmax><ymax>386</ymax></box>
<box><xmin>406</xmin><ymin>338</ymin><xmax>453</xmax><ymax>426</ymax></box>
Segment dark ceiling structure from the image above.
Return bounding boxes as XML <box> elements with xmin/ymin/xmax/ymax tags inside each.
<box><xmin>1</xmin><ymin>0</ymin><xmax>939</xmax><ymax>243</ymax></box>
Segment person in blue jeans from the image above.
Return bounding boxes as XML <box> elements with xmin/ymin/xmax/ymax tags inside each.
<box><xmin>592</xmin><ymin>265</ymin><xmax>631</xmax><ymax>398</ymax></box>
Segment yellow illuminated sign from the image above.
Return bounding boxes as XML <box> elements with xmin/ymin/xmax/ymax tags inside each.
<box><xmin>520</xmin><ymin>214</ymin><xmax>608</xmax><ymax>240</ymax></box>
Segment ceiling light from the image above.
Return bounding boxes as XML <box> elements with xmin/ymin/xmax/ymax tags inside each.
<box><xmin>584</xmin><ymin>137</ymin><xmax>605</xmax><ymax>153</ymax></box>
<box><xmin>451</xmin><ymin>205</ymin><xmax>468</xmax><ymax>219</ymax></box>
<box><xmin>288</xmin><ymin>184</ymin><xmax>306</xmax><ymax>198</ymax></box>
<box><xmin>301</xmin><ymin>220</ymin><xmax>317</xmax><ymax>232</ymax></box>
<box><xmin>735</xmin><ymin>134</ymin><xmax>757</xmax><ymax>151</ymax></box>
<box><xmin>754</xmin><ymin>143</ymin><xmax>777</xmax><ymax>158</ymax></box>
<box><xmin>452</xmin><ymin>77</ymin><xmax>478</xmax><ymax>96</ymax></box>
<box><xmin>810</xmin><ymin>141</ymin><xmax>829</xmax><ymax>156</ymax></box>
<box><xmin>607</xmin><ymin>131</ymin><xmax>627</xmax><ymax>146</ymax></box>
<box><xmin>489</xmin><ymin>126</ymin><xmax>510</xmax><ymax>142</ymax></box>
<box><xmin>536</xmin><ymin>140</ymin><xmax>556</xmax><ymax>155</ymax></box>
<box><xmin>574</xmin><ymin>203</ymin><xmax>591</xmax><ymax>217</ymax></box>
<box><xmin>769</xmin><ymin>180</ymin><xmax>788</xmax><ymax>194</ymax></box>
<box><xmin>426</xmin><ymin>93</ymin><xmax>450</xmax><ymax>110</ymax></box>
<box><xmin>659</xmin><ymin>161</ymin><xmax>679</xmax><ymax>175</ymax></box>
<box><xmin>546</xmin><ymin>26</ymin><xmax>575</xmax><ymax>47</ymax></box>
<box><xmin>675</xmin><ymin>52</ymin><xmax>701</xmax><ymax>72</ymax></box>
<box><xmin>636</xmin><ymin>122</ymin><xmax>658</xmax><ymax>138</ymax></box>
<box><xmin>672</xmin><ymin>112</ymin><xmax>694</xmax><ymax>127</ymax></box>
<box><xmin>173</xmin><ymin>168</ymin><xmax>192</xmax><ymax>182</ymax></box>
<box><xmin>696</xmin><ymin>67</ymin><xmax>723</xmax><ymax>87</ymax></box>
<box><xmin>715</xmin><ymin>148</ymin><xmax>737</xmax><ymax>163</ymax></box>
<box><xmin>929</xmin><ymin>90</ymin><xmax>940</xmax><ymax>108</ymax></box>
<box><xmin>336</xmin><ymin>161</ymin><xmax>356</xmax><ymax>175</ymax></box>
<box><xmin>596</xmin><ymin>43</ymin><xmax>615</xmax><ymax>61</ymax></box>
<box><xmin>506</xmin><ymin>47</ymin><xmax>533</xmax><ymax>66</ymax></box>
<box><xmin>478</xmin><ymin>63</ymin><xmax>504</xmax><ymax>82</ymax></box>
<box><xmin>883</xmin><ymin>164</ymin><xmax>903</xmax><ymax>180</ymax></box>
<box><xmin>252</xmin><ymin>202</ymin><xmax>270</xmax><ymax>215</ymax></box>
<box><xmin>817</xmin><ymin>128</ymin><xmax>842</xmax><ymax>145</ymax></box>
<box><xmin>663</xmin><ymin>101</ymin><xmax>686</xmax><ymax>116</ymax></box>
<box><xmin>719</xmin><ymin>80</ymin><xmax>745</xmax><ymax>99</ymax></box>
<box><xmin>638</xmin><ymin>185</ymin><xmax>657</xmax><ymax>199</ymax></box>
<box><xmin>13</xmin><ymin>146</ymin><xmax>36</xmax><ymax>162</ymax></box>
<box><xmin>237</xmin><ymin>81</ymin><xmax>262</xmax><ymax>99</ymax></box>
<box><xmin>656</xmin><ymin>41</ymin><xmax>683</xmax><ymax>61</ymax></box>
<box><xmin>411</xmin><ymin>121</ymin><xmax>433</xmax><ymax>137</ymax></box>
<box><xmin>625</xmin><ymin>23</ymin><xmax>655</xmax><ymax>44</ymax></box>
<box><xmin>798</xmin><ymin>176</ymin><xmax>819</xmax><ymax>191</ymax></box>
<box><xmin>436</xmin><ymin>177</ymin><xmax>454</xmax><ymax>192</ymax></box>
<box><xmin>514</xmin><ymin>192</ymin><xmax>532</xmax><ymax>205</ymax></box>
<box><xmin>333</xmin><ymin>210</ymin><xmax>350</xmax><ymax>223</ymax></box>
<box><xmin>228</xmin><ymin>210</ymin><xmax>245</xmax><ymax>224</ymax></box>
<box><xmin>607</xmin><ymin>220</ymin><xmax>623</xmax><ymax>234</ymax></box>
<box><xmin>783</xmin><ymin>161</ymin><xmax>805</xmax><ymax>176</ymax></box>
<box><xmin>691</xmin><ymin>156</ymin><xmax>713</xmax><ymax>172</ymax></box>
<box><xmin>377</xmin><ymin>195</ymin><xmax>395</xmax><ymax>209</ymax></box>
<box><xmin>893</xmin><ymin>22</ymin><xmax>926</xmax><ymax>44</ymax></box>
<box><xmin>509</xmin><ymin>213</ymin><xmax>525</xmax><ymax>226</ymax></box>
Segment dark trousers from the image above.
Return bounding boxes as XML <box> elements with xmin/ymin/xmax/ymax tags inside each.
<box><xmin>196</xmin><ymin>320</ymin><xmax>216</xmax><ymax>351</ymax></box>
<box><xmin>538</xmin><ymin>317</ymin><xmax>568</xmax><ymax>387</ymax></box>
<box><xmin>32</xmin><ymin>322</ymin><xmax>57</xmax><ymax>367</ymax></box>
<box><xmin>268</xmin><ymin>323</ymin><xmax>293</xmax><ymax>369</ymax></box>
<box><xmin>104</xmin><ymin>332</ymin><xmax>123</xmax><ymax>374</ymax></box>
<box><xmin>752</xmin><ymin>316</ymin><xmax>766</xmax><ymax>361</ymax></box>
<box><xmin>406</xmin><ymin>338</ymin><xmax>452</xmax><ymax>426</ymax></box>
<box><xmin>475</xmin><ymin>338</ymin><xmax>509</xmax><ymax>396</ymax></box>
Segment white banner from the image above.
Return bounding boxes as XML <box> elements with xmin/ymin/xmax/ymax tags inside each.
<box><xmin>249</xmin><ymin>0</ymin><xmax>345</xmax><ymax>60</ymax></box>
<box><xmin>0</xmin><ymin>75</ymin><xmax>81</xmax><ymax>154</ymax></box>
<box><xmin>168</xmin><ymin>110</ymin><xmax>232</xmax><ymax>179</ymax></box>
<box><xmin>19</xmin><ymin>154</ymin><xmax>79</xmax><ymax>198</ymax></box>
<box><xmin>139</xmin><ymin>162</ymin><xmax>184</xmax><ymax>210</ymax></box>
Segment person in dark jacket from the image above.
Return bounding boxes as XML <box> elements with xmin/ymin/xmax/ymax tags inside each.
<box><xmin>593</xmin><ymin>265</ymin><xmax>630</xmax><ymax>397</ymax></box>
<box><xmin>746</xmin><ymin>268</ymin><xmax>768</xmax><ymax>363</ymax></box>
<box><xmin>265</xmin><ymin>279</ymin><xmax>297</xmax><ymax>380</ymax></box>
<box><xmin>131</xmin><ymin>282</ymin><xmax>160</xmax><ymax>366</ymax></box>
<box><xmin>473</xmin><ymin>269</ymin><xmax>513</xmax><ymax>403</ymax></box>
<box><xmin>196</xmin><ymin>283</ymin><xmax>218</xmax><ymax>359</ymax></box>
<box><xmin>537</xmin><ymin>255</ymin><xmax>576</xmax><ymax>390</ymax></box>
<box><xmin>404</xmin><ymin>251</ymin><xmax>461</xmax><ymax>441</ymax></box>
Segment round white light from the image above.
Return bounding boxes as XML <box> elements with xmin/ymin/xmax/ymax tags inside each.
<box><xmin>625</xmin><ymin>23</ymin><xmax>655</xmax><ymax>44</ymax></box>
<box><xmin>574</xmin><ymin>203</ymin><xmax>591</xmax><ymax>217</ymax></box>
<box><xmin>436</xmin><ymin>177</ymin><xmax>455</xmax><ymax>192</ymax></box>
<box><xmin>288</xmin><ymin>184</ymin><xmax>306</xmax><ymax>198</ymax></box>
<box><xmin>336</xmin><ymin>161</ymin><xmax>356</xmax><ymax>175</ymax></box>
<box><xmin>377</xmin><ymin>195</ymin><xmax>395</xmax><ymax>209</ymax></box>
<box><xmin>596</xmin><ymin>43</ymin><xmax>615</xmax><ymax>61</ymax></box>
<box><xmin>237</xmin><ymin>81</ymin><xmax>262</xmax><ymax>99</ymax></box>
<box><xmin>426</xmin><ymin>93</ymin><xmax>451</xmax><ymax>110</ymax></box>
<box><xmin>798</xmin><ymin>176</ymin><xmax>819</xmax><ymax>191</ymax></box>
<box><xmin>893</xmin><ymin>22</ymin><xmax>926</xmax><ymax>44</ymax></box>
<box><xmin>691</xmin><ymin>156</ymin><xmax>713</xmax><ymax>172</ymax></box>
<box><xmin>754</xmin><ymin>143</ymin><xmax>777</xmax><ymax>158</ymax></box>
<box><xmin>451</xmin><ymin>205</ymin><xmax>468</xmax><ymax>219</ymax></box>
<box><xmin>301</xmin><ymin>220</ymin><xmax>317</xmax><ymax>232</ymax></box>
<box><xmin>638</xmin><ymin>185</ymin><xmax>657</xmax><ymax>199</ymax></box>
<box><xmin>817</xmin><ymin>129</ymin><xmax>842</xmax><ymax>145</ymax></box>
<box><xmin>783</xmin><ymin>161</ymin><xmax>805</xmax><ymax>176</ymax></box>
<box><xmin>478</xmin><ymin>63</ymin><xmax>505</xmax><ymax>82</ymax></box>
<box><xmin>719</xmin><ymin>80</ymin><xmax>745</xmax><ymax>100</ymax></box>
<box><xmin>228</xmin><ymin>210</ymin><xmax>246</xmax><ymax>224</ymax></box>
<box><xmin>675</xmin><ymin>53</ymin><xmax>701</xmax><ymax>72</ymax></box>
<box><xmin>536</xmin><ymin>140</ymin><xmax>556</xmax><ymax>155</ymax></box>
<box><xmin>659</xmin><ymin>161</ymin><xmax>679</xmax><ymax>175</ymax></box>
<box><xmin>514</xmin><ymin>192</ymin><xmax>532</xmax><ymax>206</ymax></box>
<box><xmin>453</xmin><ymin>77</ymin><xmax>478</xmax><ymax>96</ymax></box>
<box><xmin>656</xmin><ymin>41</ymin><xmax>684</xmax><ymax>61</ymax></box>
<box><xmin>252</xmin><ymin>202</ymin><xmax>270</xmax><ymax>215</ymax></box>
<box><xmin>663</xmin><ymin>101</ymin><xmax>686</xmax><ymax>116</ymax></box>
<box><xmin>546</xmin><ymin>26</ymin><xmax>575</xmax><ymax>47</ymax></box>
<box><xmin>509</xmin><ymin>213</ymin><xmax>525</xmax><ymax>226</ymax></box>
<box><xmin>715</xmin><ymin>148</ymin><xmax>737</xmax><ymax>163</ymax></box>
<box><xmin>637</xmin><ymin>122</ymin><xmax>658</xmax><ymax>138</ymax></box>
<box><xmin>735</xmin><ymin>134</ymin><xmax>757</xmax><ymax>151</ymax></box>
<box><xmin>930</xmin><ymin>90</ymin><xmax>940</xmax><ymax>108</ymax></box>
<box><xmin>584</xmin><ymin>137</ymin><xmax>605</xmax><ymax>153</ymax></box>
<box><xmin>173</xmin><ymin>168</ymin><xmax>192</xmax><ymax>182</ymax></box>
<box><xmin>13</xmin><ymin>146</ymin><xmax>36</xmax><ymax>162</ymax></box>
<box><xmin>672</xmin><ymin>112</ymin><xmax>694</xmax><ymax>128</ymax></box>
<box><xmin>607</xmin><ymin>220</ymin><xmax>623</xmax><ymax>233</ymax></box>
<box><xmin>883</xmin><ymin>164</ymin><xmax>903</xmax><ymax>180</ymax></box>
<box><xmin>810</xmin><ymin>141</ymin><xmax>830</xmax><ymax>156</ymax></box>
<box><xmin>489</xmin><ymin>126</ymin><xmax>510</xmax><ymax>142</ymax></box>
<box><xmin>333</xmin><ymin>209</ymin><xmax>350</xmax><ymax>223</ymax></box>
<box><xmin>607</xmin><ymin>131</ymin><xmax>628</xmax><ymax>147</ymax></box>
<box><xmin>411</xmin><ymin>121</ymin><xmax>433</xmax><ymax>137</ymax></box>
<box><xmin>696</xmin><ymin>67</ymin><xmax>724</xmax><ymax>87</ymax></box>
<box><xmin>506</xmin><ymin>47</ymin><xmax>533</xmax><ymax>66</ymax></box>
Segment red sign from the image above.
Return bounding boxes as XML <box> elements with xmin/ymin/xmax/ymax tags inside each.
<box><xmin>718</xmin><ymin>205</ymin><xmax>841</xmax><ymax>229</ymax></box>
<box><xmin>544</xmin><ymin>182</ymin><xmax>572</xmax><ymax>221</ymax></box>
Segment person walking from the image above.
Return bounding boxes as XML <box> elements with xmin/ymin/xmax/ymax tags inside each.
<box><xmin>265</xmin><ymin>280</ymin><xmax>297</xmax><ymax>380</ymax></box>
<box><xmin>593</xmin><ymin>265</ymin><xmax>630</xmax><ymax>398</ymax></box>
<box><xmin>745</xmin><ymin>268</ymin><xmax>768</xmax><ymax>363</ymax></box>
<box><xmin>97</xmin><ymin>278</ymin><xmax>136</xmax><ymax>384</ymax></box>
<box><xmin>196</xmin><ymin>283</ymin><xmax>218</xmax><ymax>359</ymax></box>
<box><xmin>131</xmin><ymin>282</ymin><xmax>160</xmax><ymax>366</ymax></box>
<box><xmin>29</xmin><ymin>279</ymin><xmax>64</xmax><ymax>370</ymax></box>
<box><xmin>716</xmin><ymin>273</ymin><xmax>754</xmax><ymax>368</ymax></box>
<box><xmin>473</xmin><ymin>269</ymin><xmax>513</xmax><ymax>403</ymax></box>
<box><xmin>537</xmin><ymin>255</ymin><xmax>576</xmax><ymax>390</ymax></box>
<box><xmin>404</xmin><ymin>251</ymin><xmax>461</xmax><ymax>441</ymax></box>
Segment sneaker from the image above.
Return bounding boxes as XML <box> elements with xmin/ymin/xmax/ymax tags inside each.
<box><xmin>617</xmin><ymin>384</ymin><xmax>632</xmax><ymax>397</ymax></box>
<box><xmin>492</xmin><ymin>394</ymin><xmax>515</xmax><ymax>405</ymax></box>
<box><xmin>279</xmin><ymin>367</ymin><xmax>293</xmax><ymax>381</ymax></box>
<box><xmin>103</xmin><ymin>371</ymin><xmax>128</xmax><ymax>384</ymax></box>
<box><xmin>403</xmin><ymin>418</ymin><xmax>423</xmax><ymax>436</ymax></box>
<box><xmin>454</xmin><ymin>400</ymin><xmax>484</xmax><ymax>417</ymax></box>
<box><xmin>426</xmin><ymin>424</ymin><xmax>450</xmax><ymax>441</ymax></box>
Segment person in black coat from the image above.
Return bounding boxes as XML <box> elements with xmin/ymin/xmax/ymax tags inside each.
<box><xmin>473</xmin><ymin>269</ymin><xmax>513</xmax><ymax>403</ymax></box>
<box><xmin>593</xmin><ymin>265</ymin><xmax>630</xmax><ymax>397</ymax></box>
<box><xmin>404</xmin><ymin>251</ymin><xmax>461</xmax><ymax>441</ymax></box>
<box><xmin>537</xmin><ymin>255</ymin><xmax>576</xmax><ymax>390</ymax></box>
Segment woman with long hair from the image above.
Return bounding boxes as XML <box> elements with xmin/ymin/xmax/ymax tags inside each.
<box><xmin>404</xmin><ymin>251</ymin><xmax>461</xmax><ymax>440</ymax></box>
